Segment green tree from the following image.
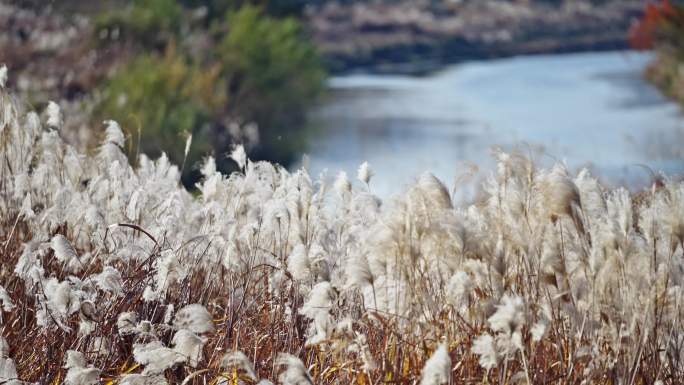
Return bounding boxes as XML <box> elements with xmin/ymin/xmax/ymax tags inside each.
<box><xmin>95</xmin><ymin>4</ymin><xmax>325</xmax><ymax>186</ymax></box>
<box><xmin>95</xmin><ymin>47</ymin><xmax>226</xmax><ymax>185</ymax></box>
<box><xmin>95</xmin><ymin>0</ymin><xmax>183</xmax><ymax>48</ymax></box>
<box><xmin>216</xmin><ymin>5</ymin><xmax>325</xmax><ymax>164</ymax></box>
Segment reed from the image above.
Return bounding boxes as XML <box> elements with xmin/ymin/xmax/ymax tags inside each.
<box><xmin>0</xmin><ymin>72</ymin><xmax>682</xmax><ymax>384</ymax></box>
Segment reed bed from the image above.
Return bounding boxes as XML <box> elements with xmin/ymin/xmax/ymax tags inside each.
<box><xmin>0</xmin><ymin>69</ymin><xmax>682</xmax><ymax>384</ymax></box>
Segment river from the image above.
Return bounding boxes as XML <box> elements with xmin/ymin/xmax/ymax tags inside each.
<box><xmin>300</xmin><ymin>51</ymin><xmax>684</xmax><ymax>199</ymax></box>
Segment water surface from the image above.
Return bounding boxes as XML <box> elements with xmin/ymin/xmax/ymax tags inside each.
<box><xmin>301</xmin><ymin>51</ymin><xmax>684</xmax><ymax>198</ymax></box>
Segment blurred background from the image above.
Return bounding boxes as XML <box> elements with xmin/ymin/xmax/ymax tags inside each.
<box><xmin>2</xmin><ymin>0</ymin><xmax>683</xmax><ymax>196</ymax></box>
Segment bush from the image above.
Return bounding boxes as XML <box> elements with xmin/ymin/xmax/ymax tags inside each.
<box><xmin>95</xmin><ymin>47</ymin><xmax>226</xmax><ymax>185</ymax></box>
<box><xmin>632</xmin><ymin>1</ymin><xmax>684</xmax><ymax>106</ymax></box>
<box><xmin>217</xmin><ymin>5</ymin><xmax>326</xmax><ymax>164</ymax></box>
<box><xmin>95</xmin><ymin>4</ymin><xmax>325</xmax><ymax>185</ymax></box>
<box><xmin>180</xmin><ymin>0</ymin><xmax>312</xmax><ymax>18</ymax></box>
<box><xmin>94</xmin><ymin>0</ymin><xmax>183</xmax><ymax>47</ymax></box>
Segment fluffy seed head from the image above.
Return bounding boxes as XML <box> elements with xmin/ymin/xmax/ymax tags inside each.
<box><xmin>172</xmin><ymin>329</ymin><xmax>205</xmax><ymax>367</ymax></box>
<box><xmin>51</xmin><ymin>234</ymin><xmax>78</xmax><ymax>264</ymax></box>
<box><xmin>420</xmin><ymin>343</ymin><xmax>451</xmax><ymax>385</ymax></box>
<box><xmin>540</xmin><ymin>165</ymin><xmax>581</xmax><ymax>219</ymax></box>
<box><xmin>0</xmin><ymin>65</ymin><xmax>7</xmax><ymax>88</ymax></box>
<box><xmin>173</xmin><ymin>304</ymin><xmax>214</xmax><ymax>334</ymax></box>
<box><xmin>230</xmin><ymin>144</ymin><xmax>247</xmax><ymax>170</ymax></box>
<box><xmin>276</xmin><ymin>353</ymin><xmax>313</xmax><ymax>385</ymax></box>
<box><xmin>0</xmin><ymin>285</ymin><xmax>14</xmax><ymax>312</ymax></box>
<box><xmin>117</xmin><ymin>312</ymin><xmax>139</xmax><ymax>336</ymax></box>
<box><xmin>0</xmin><ymin>357</ymin><xmax>18</xmax><ymax>381</ymax></box>
<box><xmin>0</xmin><ymin>337</ymin><xmax>9</xmax><ymax>359</ymax></box>
<box><xmin>488</xmin><ymin>294</ymin><xmax>525</xmax><ymax>334</ymax></box>
<box><xmin>221</xmin><ymin>351</ymin><xmax>257</xmax><ymax>380</ymax></box>
<box><xmin>104</xmin><ymin>120</ymin><xmax>125</xmax><ymax>147</ymax></box>
<box><xmin>472</xmin><ymin>334</ymin><xmax>498</xmax><ymax>370</ymax></box>
<box><xmin>46</xmin><ymin>101</ymin><xmax>63</xmax><ymax>129</ymax></box>
<box><xmin>133</xmin><ymin>341</ymin><xmax>184</xmax><ymax>375</ymax></box>
<box><xmin>335</xmin><ymin>171</ymin><xmax>352</xmax><ymax>198</ymax></box>
<box><xmin>357</xmin><ymin>161</ymin><xmax>373</xmax><ymax>184</ymax></box>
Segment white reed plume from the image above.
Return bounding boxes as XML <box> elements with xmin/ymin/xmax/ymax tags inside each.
<box><xmin>0</xmin><ymin>337</ymin><xmax>8</xmax><ymax>358</ymax></box>
<box><xmin>472</xmin><ymin>334</ymin><xmax>499</xmax><ymax>370</ymax></box>
<box><xmin>119</xmin><ymin>374</ymin><xmax>169</xmax><ymax>385</ymax></box>
<box><xmin>447</xmin><ymin>270</ymin><xmax>472</xmax><ymax>307</ymax></box>
<box><xmin>300</xmin><ymin>281</ymin><xmax>334</xmax><ymax>345</ymax></box>
<box><xmin>51</xmin><ymin>234</ymin><xmax>78</xmax><ymax>265</ymax></box>
<box><xmin>420</xmin><ymin>343</ymin><xmax>451</xmax><ymax>385</ymax></box>
<box><xmin>0</xmin><ymin>284</ymin><xmax>14</xmax><ymax>312</ymax></box>
<box><xmin>172</xmin><ymin>329</ymin><xmax>205</xmax><ymax>367</ymax></box>
<box><xmin>19</xmin><ymin>194</ymin><xmax>35</xmax><ymax>220</ymax></box>
<box><xmin>531</xmin><ymin>319</ymin><xmax>548</xmax><ymax>342</ymax></box>
<box><xmin>117</xmin><ymin>312</ymin><xmax>139</xmax><ymax>336</ymax></box>
<box><xmin>275</xmin><ymin>353</ymin><xmax>314</xmax><ymax>385</ymax></box>
<box><xmin>346</xmin><ymin>252</ymin><xmax>374</xmax><ymax>289</ymax></box>
<box><xmin>46</xmin><ymin>101</ymin><xmax>63</xmax><ymax>129</ymax></box>
<box><xmin>221</xmin><ymin>351</ymin><xmax>257</xmax><ymax>380</ymax></box>
<box><xmin>0</xmin><ymin>356</ymin><xmax>17</xmax><ymax>381</ymax></box>
<box><xmin>539</xmin><ymin>165</ymin><xmax>584</xmax><ymax>232</ymax></box>
<box><xmin>231</xmin><ymin>144</ymin><xmax>247</xmax><ymax>170</ymax></box>
<box><xmin>93</xmin><ymin>266</ymin><xmax>124</xmax><ymax>296</ymax></box>
<box><xmin>104</xmin><ymin>120</ymin><xmax>125</xmax><ymax>147</ymax></box>
<box><xmin>300</xmin><ymin>281</ymin><xmax>333</xmax><ymax>319</ymax></box>
<box><xmin>287</xmin><ymin>244</ymin><xmax>312</xmax><ymax>281</ymax></box>
<box><xmin>88</xmin><ymin>336</ymin><xmax>112</xmax><ymax>360</ymax></box>
<box><xmin>133</xmin><ymin>341</ymin><xmax>185</xmax><ymax>374</ymax></box>
<box><xmin>184</xmin><ymin>133</ymin><xmax>193</xmax><ymax>159</ymax></box>
<box><xmin>40</xmin><ymin>279</ymin><xmax>80</xmax><ymax>328</ymax></box>
<box><xmin>335</xmin><ymin>171</ymin><xmax>352</xmax><ymax>199</ymax></box>
<box><xmin>0</xmin><ymin>339</ymin><xmax>13</xmax><ymax>382</ymax></box>
<box><xmin>151</xmin><ymin>250</ymin><xmax>188</xmax><ymax>299</ymax></box>
<box><xmin>357</xmin><ymin>161</ymin><xmax>373</xmax><ymax>185</ymax></box>
<box><xmin>63</xmin><ymin>350</ymin><xmax>101</xmax><ymax>385</ymax></box>
<box><xmin>163</xmin><ymin>304</ymin><xmax>174</xmax><ymax>325</ymax></box>
<box><xmin>416</xmin><ymin>172</ymin><xmax>452</xmax><ymax>210</ymax></box>
<box><xmin>488</xmin><ymin>294</ymin><xmax>526</xmax><ymax>335</ymax></box>
<box><xmin>173</xmin><ymin>304</ymin><xmax>215</xmax><ymax>334</ymax></box>
<box><xmin>0</xmin><ymin>65</ymin><xmax>7</xmax><ymax>88</ymax></box>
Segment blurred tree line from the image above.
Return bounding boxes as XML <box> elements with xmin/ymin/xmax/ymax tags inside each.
<box><xmin>92</xmin><ymin>0</ymin><xmax>326</xmax><ymax>186</ymax></box>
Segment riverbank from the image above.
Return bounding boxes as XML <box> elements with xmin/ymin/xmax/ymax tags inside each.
<box><xmin>307</xmin><ymin>0</ymin><xmax>648</xmax><ymax>74</ymax></box>
<box><xmin>1</xmin><ymin>1</ymin><xmax>651</xmax><ymax>95</ymax></box>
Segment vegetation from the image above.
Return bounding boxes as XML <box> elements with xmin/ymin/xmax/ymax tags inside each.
<box><xmin>631</xmin><ymin>0</ymin><xmax>684</xmax><ymax>105</ymax></box>
<box><xmin>94</xmin><ymin>1</ymin><xmax>325</xmax><ymax>186</ymax></box>
<box><xmin>94</xmin><ymin>0</ymin><xmax>183</xmax><ymax>48</ymax></box>
<box><xmin>2</xmin><ymin>74</ymin><xmax>684</xmax><ymax>384</ymax></box>
<box><xmin>95</xmin><ymin>47</ymin><xmax>225</xmax><ymax>184</ymax></box>
<box><xmin>216</xmin><ymin>6</ymin><xmax>325</xmax><ymax>164</ymax></box>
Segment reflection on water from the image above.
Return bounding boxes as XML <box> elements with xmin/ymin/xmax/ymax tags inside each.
<box><xmin>299</xmin><ymin>51</ymin><xmax>684</xmax><ymax>199</ymax></box>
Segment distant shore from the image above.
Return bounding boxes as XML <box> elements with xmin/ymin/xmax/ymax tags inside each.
<box><xmin>306</xmin><ymin>0</ymin><xmax>647</xmax><ymax>75</ymax></box>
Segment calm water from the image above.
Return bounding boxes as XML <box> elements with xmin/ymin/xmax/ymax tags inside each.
<box><xmin>301</xmin><ymin>51</ymin><xmax>684</xmax><ymax>198</ymax></box>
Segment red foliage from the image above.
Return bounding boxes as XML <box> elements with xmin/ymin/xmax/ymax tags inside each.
<box><xmin>629</xmin><ymin>0</ymin><xmax>678</xmax><ymax>50</ymax></box>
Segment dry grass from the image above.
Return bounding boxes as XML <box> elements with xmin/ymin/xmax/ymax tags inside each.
<box><xmin>0</xmin><ymin>78</ymin><xmax>683</xmax><ymax>385</ymax></box>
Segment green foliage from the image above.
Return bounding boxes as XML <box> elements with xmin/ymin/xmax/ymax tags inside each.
<box><xmin>639</xmin><ymin>1</ymin><xmax>684</xmax><ymax>107</ymax></box>
<box><xmin>95</xmin><ymin>3</ymin><xmax>325</xmax><ymax>186</ymax></box>
<box><xmin>95</xmin><ymin>0</ymin><xmax>183</xmax><ymax>47</ymax></box>
<box><xmin>95</xmin><ymin>48</ymin><xmax>226</xmax><ymax>185</ymax></box>
<box><xmin>180</xmin><ymin>0</ymin><xmax>311</xmax><ymax>18</ymax></box>
<box><xmin>217</xmin><ymin>5</ymin><xmax>325</xmax><ymax>163</ymax></box>
<box><xmin>657</xmin><ymin>4</ymin><xmax>684</xmax><ymax>59</ymax></box>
